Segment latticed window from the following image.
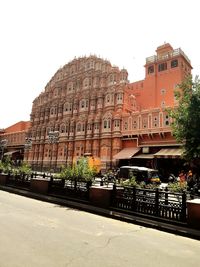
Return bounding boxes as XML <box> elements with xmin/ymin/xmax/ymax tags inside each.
<box><xmin>114</xmin><ymin>120</ymin><xmax>120</xmax><ymax>128</ymax></box>
<box><xmin>171</xmin><ymin>59</ymin><xmax>178</xmax><ymax>68</ymax></box>
<box><xmin>87</xmin><ymin>124</ymin><xmax>92</xmax><ymax>131</ymax></box>
<box><xmin>158</xmin><ymin>62</ymin><xmax>167</xmax><ymax>72</ymax></box>
<box><xmin>82</xmin><ymin>124</ymin><xmax>85</xmax><ymax>132</ymax></box>
<box><xmin>77</xmin><ymin>124</ymin><xmax>81</xmax><ymax>132</ymax></box>
<box><xmin>124</xmin><ymin>121</ymin><xmax>128</xmax><ymax>130</ymax></box>
<box><xmin>143</xmin><ymin>118</ymin><xmax>147</xmax><ymax>128</ymax></box>
<box><xmin>133</xmin><ymin>120</ymin><xmax>137</xmax><ymax>129</ymax></box>
<box><xmin>148</xmin><ymin>65</ymin><xmax>154</xmax><ymax>74</ymax></box>
<box><xmin>103</xmin><ymin>119</ymin><xmax>111</xmax><ymax>130</ymax></box>
<box><xmin>94</xmin><ymin>123</ymin><xmax>99</xmax><ymax>130</ymax></box>
<box><xmin>117</xmin><ymin>93</ymin><xmax>123</xmax><ymax>100</ymax></box>
<box><xmin>164</xmin><ymin>114</ymin><xmax>170</xmax><ymax>126</ymax></box>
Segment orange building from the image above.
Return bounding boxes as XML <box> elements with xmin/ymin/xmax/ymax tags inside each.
<box><xmin>26</xmin><ymin>43</ymin><xmax>192</xmax><ymax>175</ymax></box>
<box><xmin>0</xmin><ymin>121</ymin><xmax>30</xmax><ymax>162</ymax></box>
<box><xmin>115</xmin><ymin>43</ymin><xmax>192</xmax><ymax>177</ymax></box>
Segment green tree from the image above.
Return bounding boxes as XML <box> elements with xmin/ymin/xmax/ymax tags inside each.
<box><xmin>58</xmin><ymin>157</ymin><xmax>97</xmax><ymax>183</ymax></box>
<box><xmin>169</xmin><ymin>75</ymin><xmax>200</xmax><ymax>164</ymax></box>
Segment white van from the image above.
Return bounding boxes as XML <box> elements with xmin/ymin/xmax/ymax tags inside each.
<box><xmin>118</xmin><ymin>166</ymin><xmax>161</xmax><ymax>184</ymax></box>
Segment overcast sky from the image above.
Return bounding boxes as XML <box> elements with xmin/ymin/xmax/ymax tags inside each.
<box><xmin>0</xmin><ymin>0</ymin><xmax>199</xmax><ymax>129</ymax></box>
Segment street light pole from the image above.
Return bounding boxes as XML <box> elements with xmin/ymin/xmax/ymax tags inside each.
<box><xmin>48</xmin><ymin>131</ymin><xmax>59</xmax><ymax>174</ymax></box>
<box><xmin>0</xmin><ymin>139</ymin><xmax>8</xmax><ymax>161</ymax></box>
<box><xmin>24</xmin><ymin>137</ymin><xmax>32</xmax><ymax>164</ymax></box>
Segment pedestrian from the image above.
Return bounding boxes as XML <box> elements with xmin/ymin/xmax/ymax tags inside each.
<box><xmin>187</xmin><ymin>170</ymin><xmax>194</xmax><ymax>189</ymax></box>
<box><xmin>178</xmin><ymin>170</ymin><xmax>186</xmax><ymax>183</ymax></box>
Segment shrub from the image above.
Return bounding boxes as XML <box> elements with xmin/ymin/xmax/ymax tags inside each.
<box><xmin>0</xmin><ymin>157</ymin><xmax>12</xmax><ymax>174</ymax></box>
<box><xmin>18</xmin><ymin>162</ymin><xmax>32</xmax><ymax>176</ymax></box>
<box><xmin>167</xmin><ymin>181</ymin><xmax>187</xmax><ymax>192</ymax></box>
<box><xmin>120</xmin><ymin>176</ymin><xmax>138</xmax><ymax>187</ymax></box>
<box><xmin>58</xmin><ymin>157</ymin><xmax>97</xmax><ymax>183</ymax></box>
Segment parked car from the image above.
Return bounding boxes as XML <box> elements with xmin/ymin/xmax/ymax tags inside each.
<box><xmin>118</xmin><ymin>166</ymin><xmax>161</xmax><ymax>184</ymax></box>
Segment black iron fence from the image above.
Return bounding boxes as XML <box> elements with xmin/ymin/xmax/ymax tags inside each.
<box><xmin>48</xmin><ymin>178</ymin><xmax>90</xmax><ymax>201</ymax></box>
<box><xmin>112</xmin><ymin>185</ymin><xmax>187</xmax><ymax>222</ymax></box>
<box><xmin>4</xmin><ymin>173</ymin><xmax>90</xmax><ymax>201</ymax></box>
<box><xmin>6</xmin><ymin>174</ymin><xmax>31</xmax><ymax>189</ymax></box>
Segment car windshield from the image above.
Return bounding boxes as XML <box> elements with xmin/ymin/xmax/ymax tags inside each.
<box><xmin>119</xmin><ymin>166</ymin><xmax>160</xmax><ymax>182</ymax></box>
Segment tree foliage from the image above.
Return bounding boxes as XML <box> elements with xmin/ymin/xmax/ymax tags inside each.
<box><xmin>169</xmin><ymin>75</ymin><xmax>200</xmax><ymax>162</ymax></box>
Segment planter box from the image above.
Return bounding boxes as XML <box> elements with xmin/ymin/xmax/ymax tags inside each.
<box><xmin>89</xmin><ymin>186</ymin><xmax>113</xmax><ymax>208</ymax></box>
<box><xmin>30</xmin><ymin>178</ymin><xmax>50</xmax><ymax>194</ymax></box>
<box><xmin>187</xmin><ymin>199</ymin><xmax>200</xmax><ymax>229</ymax></box>
<box><xmin>0</xmin><ymin>174</ymin><xmax>9</xmax><ymax>185</ymax></box>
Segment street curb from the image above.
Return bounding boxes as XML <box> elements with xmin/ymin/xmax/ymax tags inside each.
<box><xmin>1</xmin><ymin>185</ymin><xmax>200</xmax><ymax>241</ymax></box>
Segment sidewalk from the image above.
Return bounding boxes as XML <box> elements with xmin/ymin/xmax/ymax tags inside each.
<box><xmin>1</xmin><ymin>185</ymin><xmax>200</xmax><ymax>241</ymax></box>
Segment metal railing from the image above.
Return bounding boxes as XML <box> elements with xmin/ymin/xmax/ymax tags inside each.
<box><xmin>146</xmin><ymin>48</ymin><xmax>191</xmax><ymax>64</ymax></box>
<box><xmin>111</xmin><ymin>185</ymin><xmax>187</xmax><ymax>222</ymax></box>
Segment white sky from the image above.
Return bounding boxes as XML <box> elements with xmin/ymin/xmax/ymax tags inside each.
<box><xmin>0</xmin><ymin>0</ymin><xmax>199</xmax><ymax>129</ymax></box>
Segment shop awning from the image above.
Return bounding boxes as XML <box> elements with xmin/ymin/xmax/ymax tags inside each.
<box><xmin>132</xmin><ymin>153</ymin><xmax>155</xmax><ymax>159</ymax></box>
<box><xmin>154</xmin><ymin>148</ymin><xmax>183</xmax><ymax>158</ymax></box>
<box><xmin>4</xmin><ymin>150</ymin><xmax>19</xmax><ymax>156</ymax></box>
<box><xmin>113</xmin><ymin>147</ymin><xmax>140</xmax><ymax>160</ymax></box>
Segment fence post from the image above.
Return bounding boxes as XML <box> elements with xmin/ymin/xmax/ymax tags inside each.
<box><xmin>48</xmin><ymin>175</ymin><xmax>53</xmax><ymax>192</ymax></box>
<box><xmin>181</xmin><ymin>191</ymin><xmax>187</xmax><ymax>222</ymax></box>
<box><xmin>154</xmin><ymin>188</ymin><xmax>159</xmax><ymax>216</ymax></box>
<box><xmin>112</xmin><ymin>183</ymin><xmax>116</xmax><ymax>206</ymax></box>
<box><xmin>132</xmin><ymin>186</ymin><xmax>136</xmax><ymax>211</ymax></box>
<box><xmin>165</xmin><ymin>187</ymin><xmax>168</xmax><ymax>205</ymax></box>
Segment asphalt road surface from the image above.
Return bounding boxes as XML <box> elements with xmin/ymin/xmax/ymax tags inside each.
<box><xmin>0</xmin><ymin>190</ymin><xmax>200</xmax><ymax>267</ymax></box>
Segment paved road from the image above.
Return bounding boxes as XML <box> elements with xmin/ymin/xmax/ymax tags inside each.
<box><xmin>0</xmin><ymin>190</ymin><xmax>200</xmax><ymax>267</ymax></box>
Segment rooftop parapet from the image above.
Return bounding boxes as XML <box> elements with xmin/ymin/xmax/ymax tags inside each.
<box><xmin>146</xmin><ymin>48</ymin><xmax>191</xmax><ymax>64</ymax></box>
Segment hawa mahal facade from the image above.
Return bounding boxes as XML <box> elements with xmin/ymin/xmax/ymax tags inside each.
<box><xmin>1</xmin><ymin>43</ymin><xmax>192</xmax><ymax>173</ymax></box>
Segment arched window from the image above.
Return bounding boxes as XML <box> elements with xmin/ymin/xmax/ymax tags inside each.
<box><xmin>50</xmin><ymin>108</ymin><xmax>54</xmax><ymax>115</ymax></box>
<box><xmin>64</xmin><ymin>102</ymin><xmax>72</xmax><ymax>113</ymax></box>
<box><xmin>82</xmin><ymin>124</ymin><xmax>85</xmax><ymax>132</ymax></box>
<box><xmin>116</xmin><ymin>93</ymin><xmax>123</xmax><ymax>104</ymax></box>
<box><xmin>83</xmin><ymin>78</ymin><xmax>89</xmax><ymax>88</ymax></box>
<box><xmin>87</xmin><ymin>124</ymin><xmax>92</xmax><ymax>131</ymax></box>
<box><xmin>124</xmin><ymin>121</ymin><xmax>128</xmax><ymax>130</ymax></box>
<box><xmin>103</xmin><ymin>119</ymin><xmax>111</xmax><ymax>131</ymax></box>
<box><xmin>164</xmin><ymin>114</ymin><xmax>170</xmax><ymax>126</ymax></box>
<box><xmin>67</xmin><ymin>82</ymin><xmax>73</xmax><ymax>92</ymax></box>
<box><xmin>79</xmin><ymin>99</ymin><xmax>89</xmax><ymax>111</ymax></box>
<box><xmin>60</xmin><ymin>124</ymin><xmax>66</xmax><ymax>133</ymax></box>
<box><xmin>81</xmin><ymin>100</ymin><xmax>85</xmax><ymax>108</ymax></box>
<box><xmin>105</xmin><ymin>94</ymin><xmax>113</xmax><ymax>106</ymax></box>
<box><xmin>64</xmin><ymin>103</ymin><xmax>69</xmax><ymax>112</ymax></box>
<box><xmin>114</xmin><ymin>120</ymin><xmax>120</xmax><ymax>128</ymax></box>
